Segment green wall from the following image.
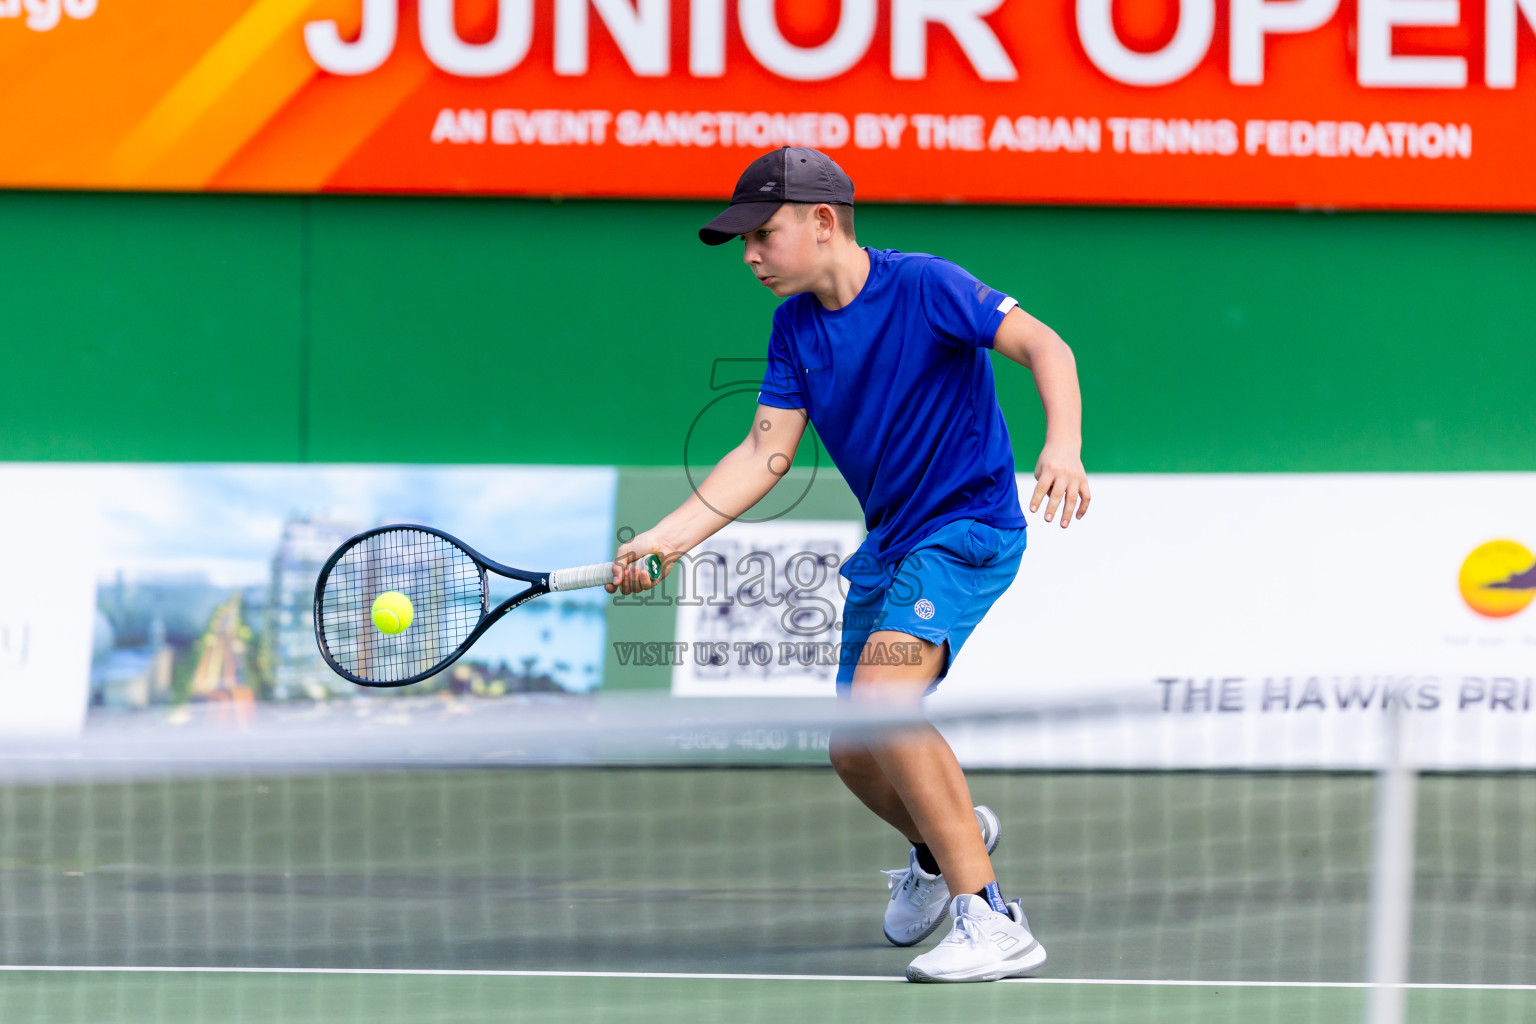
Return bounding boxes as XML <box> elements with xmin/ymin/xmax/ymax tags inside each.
<box><xmin>1</xmin><ymin>191</ymin><xmax>1531</xmax><ymax>471</ymax></box>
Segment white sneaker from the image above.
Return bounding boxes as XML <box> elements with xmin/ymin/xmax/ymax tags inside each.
<box><xmin>905</xmin><ymin>894</ymin><xmax>1047</xmax><ymax>983</ymax></box>
<box><xmin>881</xmin><ymin>805</ymin><xmax>1001</xmax><ymax>947</ymax></box>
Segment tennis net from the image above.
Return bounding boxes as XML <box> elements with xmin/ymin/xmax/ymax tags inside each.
<box><xmin>1</xmin><ymin>695</ymin><xmax>1532</xmax><ymax>1024</ymax></box>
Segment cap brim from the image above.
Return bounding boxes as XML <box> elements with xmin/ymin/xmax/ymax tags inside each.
<box><xmin>698</xmin><ymin>201</ymin><xmax>780</xmax><ymax>245</ymax></box>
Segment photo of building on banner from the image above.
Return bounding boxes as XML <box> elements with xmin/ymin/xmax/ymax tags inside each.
<box><xmin>1</xmin><ymin>0</ymin><xmax>1532</xmax><ymax>206</ymax></box>
<box><xmin>0</xmin><ymin>466</ymin><xmax>618</xmax><ymax>737</ymax></box>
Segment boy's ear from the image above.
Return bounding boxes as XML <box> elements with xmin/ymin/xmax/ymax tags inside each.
<box><xmin>816</xmin><ymin>203</ymin><xmax>838</xmax><ymax>242</ymax></box>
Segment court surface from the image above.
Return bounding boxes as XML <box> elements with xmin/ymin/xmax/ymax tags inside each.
<box><xmin>3</xmin><ymin>769</ymin><xmax>1532</xmax><ymax>1022</ymax></box>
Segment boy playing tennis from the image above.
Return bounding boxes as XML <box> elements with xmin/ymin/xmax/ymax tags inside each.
<box><xmin>608</xmin><ymin>147</ymin><xmax>1089</xmax><ymax>983</ymax></box>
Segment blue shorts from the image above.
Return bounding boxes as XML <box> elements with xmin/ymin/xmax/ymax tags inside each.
<box><xmin>835</xmin><ymin>518</ymin><xmax>1026</xmax><ymax>698</ymax></box>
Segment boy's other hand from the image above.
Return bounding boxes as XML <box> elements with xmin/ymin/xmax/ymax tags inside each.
<box><xmin>606</xmin><ymin>529</ymin><xmax>673</xmax><ymax>595</ymax></box>
<box><xmin>1030</xmin><ymin>445</ymin><xmax>1090</xmax><ymax>529</ymax></box>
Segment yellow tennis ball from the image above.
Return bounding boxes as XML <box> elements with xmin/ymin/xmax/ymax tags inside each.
<box><xmin>371</xmin><ymin>591</ymin><xmax>414</xmax><ymax>634</ymax></box>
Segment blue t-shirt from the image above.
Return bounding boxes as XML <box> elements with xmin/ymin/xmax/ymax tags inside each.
<box><xmin>757</xmin><ymin>248</ymin><xmax>1026</xmax><ymax>576</ymax></box>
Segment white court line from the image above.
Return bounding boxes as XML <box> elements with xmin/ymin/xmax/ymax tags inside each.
<box><xmin>0</xmin><ymin>967</ymin><xmax>1533</xmax><ymax>991</ymax></box>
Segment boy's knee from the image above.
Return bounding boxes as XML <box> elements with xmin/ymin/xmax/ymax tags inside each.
<box><xmin>828</xmin><ymin>735</ymin><xmax>871</xmax><ymax>778</ymax></box>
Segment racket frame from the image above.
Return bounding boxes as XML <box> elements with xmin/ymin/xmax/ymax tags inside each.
<box><xmin>314</xmin><ymin>524</ymin><xmax>594</xmax><ymax>689</ymax></box>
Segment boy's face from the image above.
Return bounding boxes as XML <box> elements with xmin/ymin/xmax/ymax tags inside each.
<box><xmin>740</xmin><ymin>204</ymin><xmax>827</xmax><ymax>298</ymax></box>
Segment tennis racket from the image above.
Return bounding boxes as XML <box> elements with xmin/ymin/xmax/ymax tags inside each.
<box><xmin>313</xmin><ymin>524</ymin><xmax>661</xmax><ymax>688</ymax></box>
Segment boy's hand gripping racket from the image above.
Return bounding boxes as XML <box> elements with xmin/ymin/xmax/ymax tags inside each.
<box><xmin>313</xmin><ymin>524</ymin><xmax>660</xmax><ymax>687</ymax></box>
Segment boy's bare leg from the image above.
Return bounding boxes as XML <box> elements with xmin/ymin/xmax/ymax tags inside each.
<box><xmin>828</xmin><ymin>737</ymin><xmax>923</xmax><ymax>841</ymax></box>
<box><xmin>830</xmin><ymin>629</ymin><xmax>994</xmax><ymax>896</ymax></box>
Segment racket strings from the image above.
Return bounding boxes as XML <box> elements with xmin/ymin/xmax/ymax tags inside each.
<box><xmin>319</xmin><ymin>528</ymin><xmax>485</xmax><ymax>684</ymax></box>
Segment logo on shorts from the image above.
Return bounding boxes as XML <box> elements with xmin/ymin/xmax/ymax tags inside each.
<box><xmin>914</xmin><ymin>598</ymin><xmax>936</xmax><ymax>620</ymax></box>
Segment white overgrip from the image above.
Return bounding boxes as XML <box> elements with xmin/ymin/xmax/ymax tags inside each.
<box><xmin>548</xmin><ymin>554</ymin><xmax>660</xmax><ymax>592</ymax></box>
<box><xmin>548</xmin><ymin>562</ymin><xmax>616</xmax><ymax>592</ymax></box>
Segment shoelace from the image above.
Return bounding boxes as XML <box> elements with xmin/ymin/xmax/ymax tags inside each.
<box><xmin>939</xmin><ymin>913</ymin><xmax>984</xmax><ymax>948</ymax></box>
<box><xmin>881</xmin><ymin>867</ymin><xmax>942</xmax><ymax>906</ymax></box>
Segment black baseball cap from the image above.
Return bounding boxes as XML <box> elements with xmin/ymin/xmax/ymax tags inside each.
<box><xmin>698</xmin><ymin>147</ymin><xmax>856</xmax><ymax>245</ymax></box>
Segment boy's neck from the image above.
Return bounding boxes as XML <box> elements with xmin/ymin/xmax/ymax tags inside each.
<box><xmin>810</xmin><ymin>244</ymin><xmax>871</xmax><ymax>312</ymax></box>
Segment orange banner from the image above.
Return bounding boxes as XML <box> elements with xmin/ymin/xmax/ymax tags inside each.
<box><xmin>2</xmin><ymin>0</ymin><xmax>1533</xmax><ymax>207</ymax></box>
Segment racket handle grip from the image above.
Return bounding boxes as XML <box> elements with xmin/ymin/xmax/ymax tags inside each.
<box><xmin>550</xmin><ymin>553</ymin><xmax>662</xmax><ymax>592</ymax></box>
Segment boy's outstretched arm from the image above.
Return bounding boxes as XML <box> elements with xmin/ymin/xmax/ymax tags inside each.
<box><xmin>992</xmin><ymin>307</ymin><xmax>1091</xmax><ymax>528</ymax></box>
<box><xmin>607</xmin><ymin>403</ymin><xmax>807</xmax><ymax>594</ymax></box>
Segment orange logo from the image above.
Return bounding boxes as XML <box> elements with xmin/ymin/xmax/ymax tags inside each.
<box><xmin>1459</xmin><ymin>540</ymin><xmax>1536</xmax><ymax>619</ymax></box>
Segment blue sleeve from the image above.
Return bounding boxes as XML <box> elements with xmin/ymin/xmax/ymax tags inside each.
<box><xmin>920</xmin><ymin>258</ymin><xmax>1019</xmax><ymax>349</ymax></box>
<box><xmin>757</xmin><ymin>318</ymin><xmax>805</xmax><ymax>410</ymax></box>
